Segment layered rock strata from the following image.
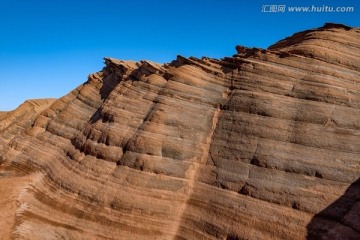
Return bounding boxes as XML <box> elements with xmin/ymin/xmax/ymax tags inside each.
<box><xmin>0</xmin><ymin>24</ymin><xmax>359</xmax><ymax>239</ymax></box>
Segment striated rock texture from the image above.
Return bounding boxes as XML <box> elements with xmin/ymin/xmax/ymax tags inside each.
<box><xmin>0</xmin><ymin>99</ymin><xmax>55</xmax><ymax>239</ymax></box>
<box><xmin>0</xmin><ymin>23</ymin><xmax>359</xmax><ymax>239</ymax></box>
<box><xmin>0</xmin><ymin>99</ymin><xmax>55</xmax><ymax>160</ymax></box>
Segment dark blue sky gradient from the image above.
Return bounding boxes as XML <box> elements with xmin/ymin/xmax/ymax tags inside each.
<box><xmin>1</xmin><ymin>0</ymin><xmax>359</xmax><ymax>110</ymax></box>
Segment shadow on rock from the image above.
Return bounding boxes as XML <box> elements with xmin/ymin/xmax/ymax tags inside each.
<box><xmin>307</xmin><ymin>178</ymin><xmax>360</xmax><ymax>239</ymax></box>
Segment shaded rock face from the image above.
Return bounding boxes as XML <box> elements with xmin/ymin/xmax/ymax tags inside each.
<box><xmin>0</xmin><ymin>24</ymin><xmax>359</xmax><ymax>239</ymax></box>
<box><xmin>307</xmin><ymin>178</ymin><xmax>360</xmax><ymax>240</ymax></box>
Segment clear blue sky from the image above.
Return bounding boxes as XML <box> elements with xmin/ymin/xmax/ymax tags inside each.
<box><xmin>0</xmin><ymin>0</ymin><xmax>359</xmax><ymax>110</ymax></box>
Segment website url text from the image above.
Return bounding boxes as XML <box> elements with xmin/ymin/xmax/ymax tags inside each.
<box><xmin>261</xmin><ymin>5</ymin><xmax>354</xmax><ymax>13</ymax></box>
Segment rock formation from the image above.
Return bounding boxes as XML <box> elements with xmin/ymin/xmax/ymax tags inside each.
<box><xmin>0</xmin><ymin>23</ymin><xmax>359</xmax><ymax>239</ymax></box>
<box><xmin>0</xmin><ymin>99</ymin><xmax>55</xmax><ymax>239</ymax></box>
<box><xmin>0</xmin><ymin>99</ymin><xmax>55</xmax><ymax>159</ymax></box>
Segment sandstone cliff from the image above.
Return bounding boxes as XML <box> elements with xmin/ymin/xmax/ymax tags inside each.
<box><xmin>0</xmin><ymin>99</ymin><xmax>55</xmax><ymax>239</ymax></box>
<box><xmin>0</xmin><ymin>23</ymin><xmax>359</xmax><ymax>239</ymax></box>
<box><xmin>0</xmin><ymin>99</ymin><xmax>55</xmax><ymax>160</ymax></box>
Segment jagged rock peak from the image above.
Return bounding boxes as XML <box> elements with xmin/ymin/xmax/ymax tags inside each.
<box><xmin>322</xmin><ymin>22</ymin><xmax>353</xmax><ymax>30</ymax></box>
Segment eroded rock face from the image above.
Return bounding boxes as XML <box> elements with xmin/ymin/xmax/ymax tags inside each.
<box><xmin>0</xmin><ymin>24</ymin><xmax>359</xmax><ymax>239</ymax></box>
<box><xmin>0</xmin><ymin>99</ymin><xmax>55</xmax><ymax>162</ymax></box>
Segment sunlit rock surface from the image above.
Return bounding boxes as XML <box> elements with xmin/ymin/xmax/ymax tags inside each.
<box><xmin>0</xmin><ymin>24</ymin><xmax>359</xmax><ymax>239</ymax></box>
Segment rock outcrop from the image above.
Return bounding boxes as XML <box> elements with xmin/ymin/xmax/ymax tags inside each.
<box><xmin>0</xmin><ymin>23</ymin><xmax>359</xmax><ymax>239</ymax></box>
<box><xmin>0</xmin><ymin>99</ymin><xmax>55</xmax><ymax>160</ymax></box>
<box><xmin>0</xmin><ymin>99</ymin><xmax>55</xmax><ymax>239</ymax></box>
